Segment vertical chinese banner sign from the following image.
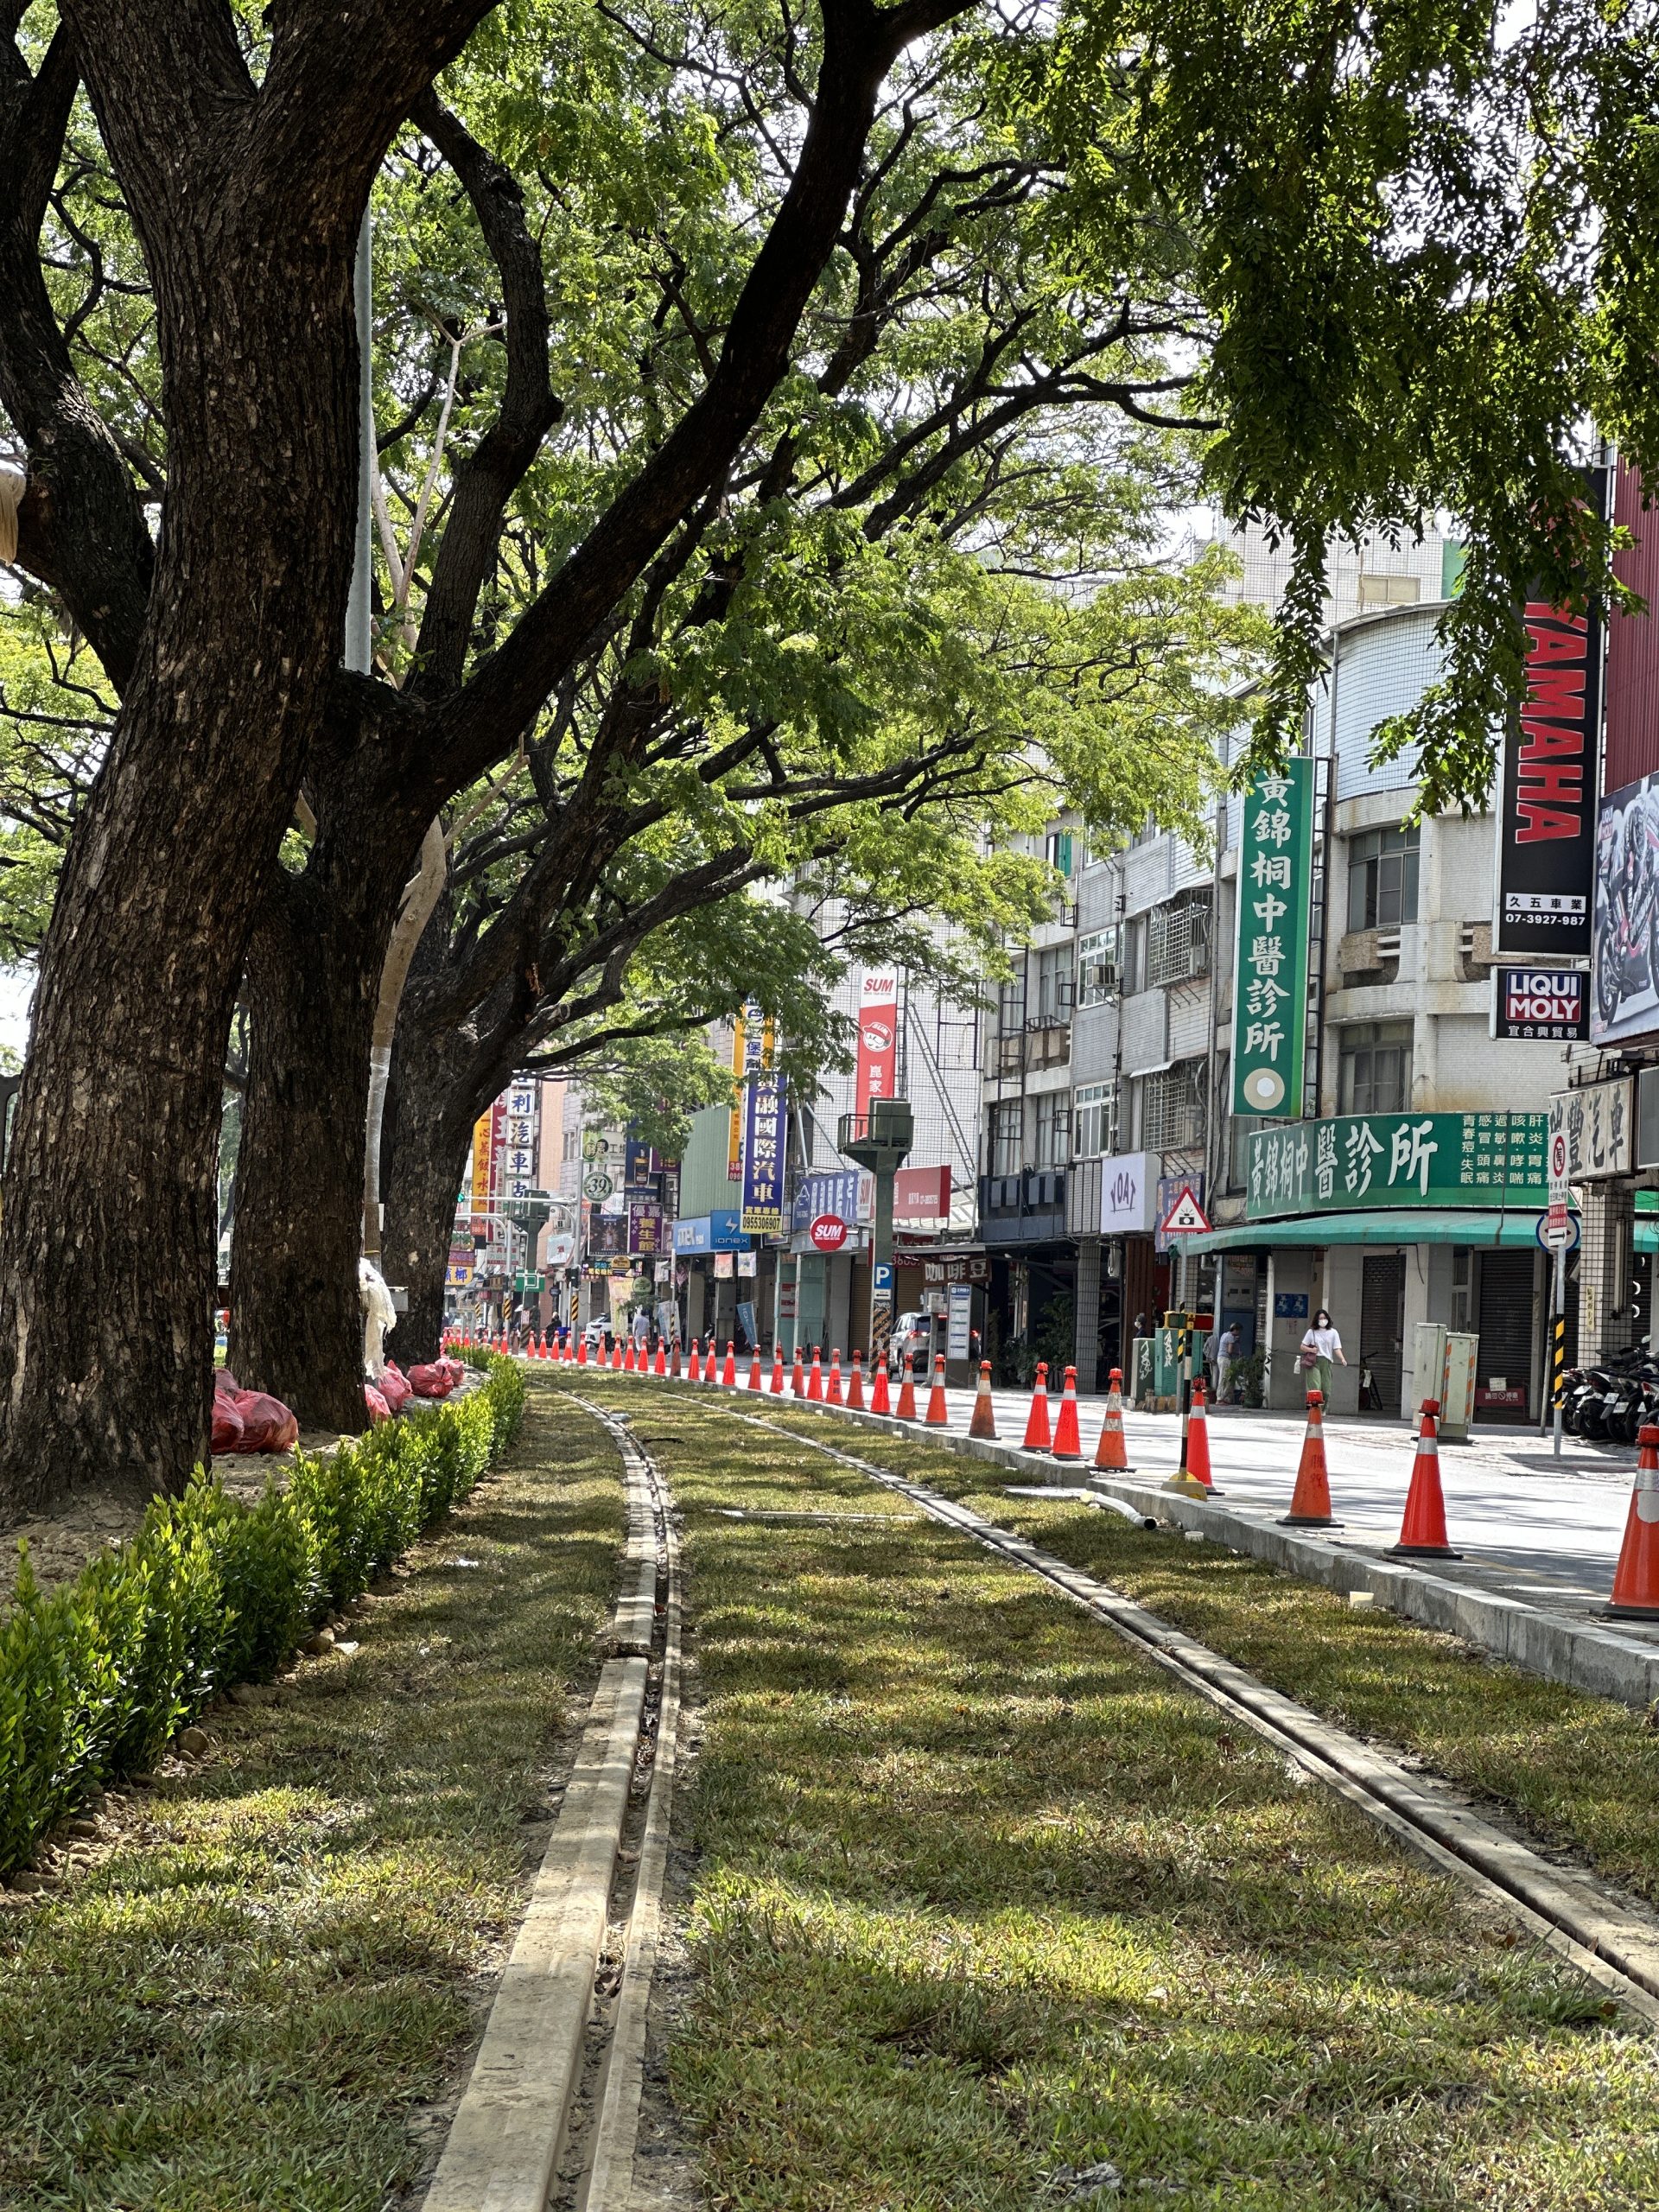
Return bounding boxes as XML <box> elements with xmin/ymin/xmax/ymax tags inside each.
<box><xmin>854</xmin><ymin>968</ymin><xmax>899</xmax><ymax>1112</ymax></box>
<box><xmin>1232</xmin><ymin>757</ymin><xmax>1315</xmax><ymax>1117</ymax></box>
<box><xmin>727</xmin><ymin>1009</ymin><xmax>746</xmax><ymax>1181</ymax></box>
<box><xmin>741</xmin><ymin>1014</ymin><xmax>787</xmax><ymax>1235</ymax></box>
<box><xmin>469</xmin><ymin>1108</ymin><xmax>495</xmax><ymax>1235</ymax></box>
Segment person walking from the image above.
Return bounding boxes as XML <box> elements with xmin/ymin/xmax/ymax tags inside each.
<box><xmin>632</xmin><ymin>1306</ymin><xmax>652</xmax><ymax>1354</ymax></box>
<box><xmin>1216</xmin><ymin>1321</ymin><xmax>1239</xmax><ymax>1403</ymax></box>
<box><xmin>1300</xmin><ymin>1308</ymin><xmax>1347</xmax><ymax>1407</ymax></box>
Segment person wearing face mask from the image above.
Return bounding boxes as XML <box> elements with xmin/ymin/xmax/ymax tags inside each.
<box><xmin>1300</xmin><ymin>1307</ymin><xmax>1347</xmax><ymax>1407</ymax></box>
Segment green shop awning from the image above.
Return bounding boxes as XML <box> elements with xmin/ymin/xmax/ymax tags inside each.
<box><xmin>1638</xmin><ymin>1222</ymin><xmax>1658</xmax><ymax>1255</ymax></box>
<box><xmin>1174</xmin><ymin>1209</ymin><xmax>1561</xmax><ymax>1255</ymax></box>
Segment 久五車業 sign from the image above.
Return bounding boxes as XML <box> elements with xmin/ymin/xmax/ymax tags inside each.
<box><xmin>1231</xmin><ymin>758</ymin><xmax>1314</xmax><ymax>1117</ymax></box>
<box><xmin>1247</xmin><ymin>1113</ymin><xmax>1548</xmax><ymax>1219</ymax></box>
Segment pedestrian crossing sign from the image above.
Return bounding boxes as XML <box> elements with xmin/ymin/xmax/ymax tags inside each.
<box><xmin>1160</xmin><ymin>1185</ymin><xmax>1211</xmax><ymax>1236</ymax></box>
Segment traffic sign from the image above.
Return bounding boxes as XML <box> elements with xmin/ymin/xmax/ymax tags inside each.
<box><xmin>1537</xmin><ymin>1208</ymin><xmax>1580</xmax><ymax>1255</ymax></box>
<box><xmin>809</xmin><ymin>1213</ymin><xmax>849</xmax><ymax>1253</ymax></box>
<box><xmin>1159</xmin><ymin>1185</ymin><xmax>1211</xmax><ymax>1236</ymax></box>
<box><xmin>1548</xmin><ymin>1128</ymin><xmax>1570</xmax><ymax>1207</ymax></box>
<box><xmin>582</xmin><ymin>1170</ymin><xmax>614</xmax><ymax>1201</ymax></box>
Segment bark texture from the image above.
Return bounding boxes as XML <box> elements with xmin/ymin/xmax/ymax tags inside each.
<box><xmin>381</xmin><ymin>1020</ymin><xmax>481</xmax><ymax>1369</ymax></box>
<box><xmin>0</xmin><ymin>1</ymin><xmax>491</xmax><ymax>1510</ymax></box>
<box><xmin>228</xmin><ymin>870</ymin><xmax>378</xmax><ymax>1433</ymax></box>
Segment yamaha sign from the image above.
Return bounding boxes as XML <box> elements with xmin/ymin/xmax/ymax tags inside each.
<box><xmin>1491</xmin><ymin>965</ymin><xmax>1588</xmax><ymax>1042</ymax></box>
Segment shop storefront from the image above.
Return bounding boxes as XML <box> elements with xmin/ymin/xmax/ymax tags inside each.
<box><xmin>670</xmin><ymin>1208</ymin><xmax>756</xmax><ymax>1348</ymax></box>
<box><xmin>1177</xmin><ymin>1111</ymin><xmax>1553</xmax><ymax>1419</ymax></box>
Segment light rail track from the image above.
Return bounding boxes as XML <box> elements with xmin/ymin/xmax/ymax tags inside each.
<box><xmin>421</xmin><ymin>1394</ymin><xmax>683</xmax><ymax>2212</ymax></box>
<box><xmin>724</xmin><ymin>1404</ymin><xmax>1659</xmax><ymax>2031</ymax></box>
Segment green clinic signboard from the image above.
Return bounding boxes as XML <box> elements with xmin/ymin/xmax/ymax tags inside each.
<box><xmin>1232</xmin><ymin>757</ymin><xmax>1315</xmax><ymax>1117</ymax></box>
<box><xmin>1247</xmin><ymin>1112</ymin><xmax>1548</xmax><ymax>1219</ymax></box>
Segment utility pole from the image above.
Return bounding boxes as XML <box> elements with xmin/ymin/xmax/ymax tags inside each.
<box><xmin>840</xmin><ymin>1098</ymin><xmax>914</xmax><ymax>1370</ymax></box>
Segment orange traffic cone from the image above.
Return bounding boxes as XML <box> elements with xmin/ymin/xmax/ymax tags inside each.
<box><xmin>1022</xmin><ymin>1363</ymin><xmax>1052</xmax><ymax>1452</ymax></box>
<box><xmin>969</xmin><ymin>1360</ymin><xmax>998</xmax><ymax>1440</ymax></box>
<box><xmin>826</xmin><ymin>1350</ymin><xmax>844</xmax><ymax>1406</ymax></box>
<box><xmin>1608</xmin><ymin>1424</ymin><xmax>1659</xmax><ymax>1619</ymax></box>
<box><xmin>670</xmin><ymin>1336</ymin><xmax>682</xmax><ymax>1378</ymax></box>
<box><xmin>895</xmin><ymin>1355</ymin><xmax>918</xmax><ymax>1420</ymax></box>
<box><xmin>925</xmin><ymin>1352</ymin><xmax>949</xmax><ymax>1426</ymax></box>
<box><xmin>654</xmin><ymin>1340</ymin><xmax>667</xmax><ymax>1377</ymax></box>
<box><xmin>1386</xmin><ymin>1400</ymin><xmax>1461</xmax><ymax>1558</ymax></box>
<box><xmin>869</xmin><ymin>1354</ymin><xmax>892</xmax><ymax>1415</ymax></box>
<box><xmin>747</xmin><ymin>1344</ymin><xmax>763</xmax><ymax>1391</ymax></box>
<box><xmin>721</xmin><ymin>1341</ymin><xmax>737</xmax><ymax>1388</ymax></box>
<box><xmin>1184</xmin><ymin>1381</ymin><xmax>1214</xmax><ymax>1489</ymax></box>
<box><xmin>791</xmin><ymin>1346</ymin><xmax>806</xmax><ymax>1396</ymax></box>
<box><xmin>575</xmin><ymin>1335</ymin><xmax>588</xmax><ymax>1367</ymax></box>
<box><xmin>806</xmin><ymin>1347</ymin><xmax>823</xmax><ymax>1401</ymax></box>
<box><xmin>624</xmin><ymin>1340</ymin><xmax>636</xmax><ymax>1373</ymax></box>
<box><xmin>1093</xmin><ymin>1368</ymin><xmax>1134</xmax><ymax>1471</ymax></box>
<box><xmin>1281</xmin><ymin>1391</ymin><xmax>1336</xmax><ymax>1527</ymax></box>
<box><xmin>847</xmin><ymin>1351</ymin><xmax>865</xmax><ymax>1410</ymax></box>
<box><xmin>1052</xmin><ymin>1365</ymin><xmax>1084</xmax><ymax>1459</ymax></box>
<box><xmin>770</xmin><ymin>1346</ymin><xmax>785</xmax><ymax>1394</ymax></box>
<box><xmin>688</xmin><ymin>1338</ymin><xmax>702</xmax><ymax>1382</ymax></box>
<box><xmin>610</xmin><ymin>1339</ymin><xmax>622</xmax><ymax>1370</ymax></box>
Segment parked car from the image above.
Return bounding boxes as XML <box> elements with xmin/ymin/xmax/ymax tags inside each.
<box><xmin>891</xmin><ymin>1310</ymin><xmax>937</xmax><ymax>1371</ymax></box>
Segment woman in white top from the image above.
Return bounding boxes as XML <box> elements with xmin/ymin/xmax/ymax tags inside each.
<box><xmin>1300</xmin><ymin>1310</ymin><xmax>1347</xmax><ymax>1407</ymax></box>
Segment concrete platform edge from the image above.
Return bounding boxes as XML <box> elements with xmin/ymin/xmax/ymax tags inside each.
<box><xmin>752</xmin><ymin>1390</ymin><xmax>1659</xmax><ymax>1712</ymax></box>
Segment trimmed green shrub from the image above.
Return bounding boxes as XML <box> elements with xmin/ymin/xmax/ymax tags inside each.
<box><xmin>0</xmin><ymin>1356</ymin><xmax>526</xmax><ymax>1879</ymax></box>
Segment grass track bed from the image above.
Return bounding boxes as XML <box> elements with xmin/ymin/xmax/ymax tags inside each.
<box><xmin>740</xmin><ymin>1393</ymin><xmax>1659</xmax><ymax>1909</ymax></box>
<box><xmin>0</xmin><ymin>1393</ymin><xmax>622</xmax><ymax>2212</ymax></box>
<box><xmin>574</xmin><ymin>1377</ymin><xmax>1659</xmax><ymax>2211</ymax></box>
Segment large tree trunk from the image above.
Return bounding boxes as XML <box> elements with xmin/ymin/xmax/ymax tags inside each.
<box><xmin>381</xmin><ymin>1028</ymin><xmax>480</xmax><ymax>1370</ymax></box>
<box><xmin>227</xmin><ymin>868</ymin><xmax>381</xmax><ymax>1433</ymax></box>
<box><xmin>0</xmin><ymin>251</ymin><xmax>362</xmax><ymax>1513</ymax></box>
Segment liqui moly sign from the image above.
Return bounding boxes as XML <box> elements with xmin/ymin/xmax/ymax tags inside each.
<box><xmin>1491</xmin><ymin>965</ymin><xmax>1588</xmax><ymax>1041</ymax></box>
<box><xmin>855</xmin><ymin>968</ymin><xmax>899</xmax><ymax>1110</ymax></box>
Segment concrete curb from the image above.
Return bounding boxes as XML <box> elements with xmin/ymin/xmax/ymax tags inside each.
<box><xmin>1082</xmin><ymin>1471</ymin><xmax>1659</xmax><ymax>1711</ymax></box>
<box><xmin>713</xmin><ymin>1385</ymin><xmax>1659</xmax><ymax>1713</ymax></box>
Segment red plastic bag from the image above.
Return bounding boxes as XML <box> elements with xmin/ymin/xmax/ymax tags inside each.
<box><xmin>211</xmin><ymin>1397</ymin><xmax>245</xmax><ymax>1454</ymax></box>
<box><xmin>214</xmin><ymin>1368</ymin><xmax>240</xmax><ymax>1397</ymax></box>
<box><xmin>231</xmin><ymin>1389</ymin><xmax>300</xmax><ymax>1453</ymax></box>
<box><xmin>364</xmin><ymin>1384</ymin><xmax>391</xmax><ymax>1425</ymax></box>
<box><xmin>378</xmin><ymin>1363</ymin><xmax>412</xmax><ymax>1414</ymax></box>
<box><xmin>439</xmin><ymin>1355</ymin><xmax>466</xmax><ymax>1387</ymax></box>
<box><xmin>408</xmin><ymin>1362</ymin><xmax>454</xmax><ymax>1399</ymax></box>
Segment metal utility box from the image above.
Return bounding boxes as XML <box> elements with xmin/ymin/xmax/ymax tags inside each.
<box><xmin>1441</xmin><ymin>1332</ymin><xmax>1478</xmax><ymax>1441</ymax></box>
<box><xmin>1412</xmin><ymin>1320</ymin><xmax>1478</xmax><ymax>1440</ymax></box>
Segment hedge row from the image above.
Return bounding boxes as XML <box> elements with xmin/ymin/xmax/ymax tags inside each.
<box><xmin>0</xmin><ymin>1355</ymin><xmax>526</xmax><ymax>1879</ymax></box>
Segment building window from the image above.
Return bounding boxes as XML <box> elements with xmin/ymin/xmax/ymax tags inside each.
<box><xmin>990</xmin><ymin>1100</ymin><xmax>1023</xmax><ymax>1177</ymax></box>
<box><xmin>1140</xmin><ymin>1062</ymin><xmax>1204</xmax><ymax>1153</ymax></box>
<box><xmin>1338</xmin><ymin>1020</ymin><xmax>1413</xmax><ymax>1115</ymax></box>
<box><xmin>998</xmin><ymin>969</ymin><xmax>1025</xmax><ymax>1033</ymax></box>
<box><xmin>1076</xmin><ymin>928</ymin><xmax>1121</xmax><ymax>1007</ymax></box>
<box><xmin>1357</xmin><ymin>571</ymin><xmax>1421</xmax><ymax>607</ymax></box>
<box><xmin>1045</xmin><ymin>829</ymin><xmax>1075</xmax><ymax>878</ymax></box>
<box><xmin>1031</xmin><ymin>944</ymin><xmax>1071</xmax><ymax>1025</ymax></box>
<box><xmin>1346</xmin><ymin>825</ymin><xmax>1420</xmax><ymax>931</ymax></box>
<box><xmin>1147</xmin><ymin>893</ymin><xmax>1211</xmax><ymax>987</ymax></box>
<box><xmin>1073</xmin><ymin>1082</ymin><xmax>1117</xmax><ymax>1159</ymax></box>
<box><xmin>1033</xmin><ymin>1090</ymin><xmax>1070</xmax><ymax>1167</ymax></box>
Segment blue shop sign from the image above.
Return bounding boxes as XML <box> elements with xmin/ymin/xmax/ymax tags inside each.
<box><xmin>671</xmin><ymin>1209</ymin><xmax>749</xmax><ymax>1254</ymax></box>
<box><xmin>790</xmin><ymin>1168</ymin><xmax>861</xmax><ymax>1233</ymax></box>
